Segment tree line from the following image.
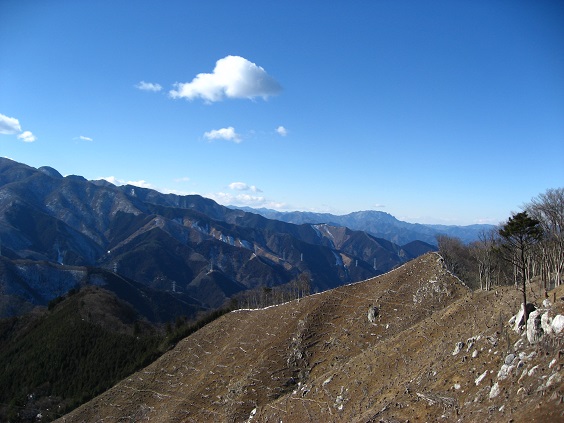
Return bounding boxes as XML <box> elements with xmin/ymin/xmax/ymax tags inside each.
<box><xmin>229</xmin><ymin>272</ymin><xmax>312</xmax><ymax>310</ymax></box>
<box><xmin>438</xmin><ymin>188</ymin><xmax>563</xmax><ymax>321</ymax></box>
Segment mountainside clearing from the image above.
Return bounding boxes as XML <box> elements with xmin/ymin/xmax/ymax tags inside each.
<box><xmin>59</xmin><ymin>253</ymin><xmax>564</xmax><ymax>422</ymax></box>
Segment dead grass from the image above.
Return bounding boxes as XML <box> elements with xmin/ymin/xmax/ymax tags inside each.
<box><xmin>57</xmin><ymin>253</ymin><xmax>564</xmax><ymax>422</ymax></box>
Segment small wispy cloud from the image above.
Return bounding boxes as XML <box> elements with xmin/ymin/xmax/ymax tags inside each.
<box><xmin>174</xmin><ymin>176</ymin><xmax>191</xmax><ymax>183</ymax></box>
<box><xmin>228</xmin><ymin>182</ymin><xmax>262</xmax><ymax>193</ymax></box>
<box><xmin>204</xmin><ymin>127</ymin><xmax>241</xmax><ymax>143</ymax></box>
<box><xmin>0</xmin><ymin>113</ymin><xmax>22</xmax><ymax>134</ymax></box>
<box><xmin>77</xmin><ymin>135</ymin><xmax>93</xmax><ymax>142</ymax></box>
<box><xmin>276</xmin><ymin>126</ymin><xmax>287</xmax><ymax>136</ymax></box>
<box><xmin>17</xmin><ymin>131</ymin><xmax>37</xmax><ymax>143</ymax></box>
<box><xmin>170</xmin><ymin>55</ymin><xmax>281</xmax><ymax>103</ymax></box>
<box><xmin>136</xmin><ymin>81</ymin><xmax>162</xmax><ymax>92</ymax></box>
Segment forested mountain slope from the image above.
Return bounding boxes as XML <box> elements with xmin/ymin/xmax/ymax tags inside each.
<box><xmin>0</xmin><ymin>158</ymin><xmax>433</xmax><ymax>318</ymax></box>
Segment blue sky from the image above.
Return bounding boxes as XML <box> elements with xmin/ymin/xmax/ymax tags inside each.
<box><xmin>1</xmin><ymin>1</ymin><xmax>563</xmax><ymax>225</ymax></box>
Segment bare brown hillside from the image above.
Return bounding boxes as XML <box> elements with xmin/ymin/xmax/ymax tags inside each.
<box><xmin>58</xmin><ymin>253</ymin><xmax>564</xmax><ymax>422</ymax></box>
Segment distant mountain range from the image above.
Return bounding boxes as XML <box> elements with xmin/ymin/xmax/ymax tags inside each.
<box><xmin>235</xmin><ymin>207</ymin><xmax>495</xmax><ymax>245</ymax></box>
<box><xmin>0</xmin><ymin>158</ymin><xmax>437</xmax><ymax>319</ymax></box>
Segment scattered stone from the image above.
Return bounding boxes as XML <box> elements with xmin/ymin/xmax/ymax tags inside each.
<box><xmin>489</xmin><ymin>382</ymin><xmax>500</xmax><ymax>399</ymax></box>
<box><xmin>517</xmin><ymin>386</ymin><xmax>527</xmax><ymax>396</ymax></box>
<box><xmin>546</xmin><ymin>372</ymin><xmax>562</xmax><ymax>388</ymax></box>
<box><xmin>519</xmin><ymin>351</ymin><xmax>536</xmax><ymax>362</ymax></box>
<box><xmin>367</xmin><ymin>304</ymin><xmax>379</xmax><ymax>323</ymax></box>
<box><xmin>486</xmin><ymin>335</ymin><xmax>498</xmax><ymax>346</ymax></box>
<box><xmin>334</xmin><ymin>386</ymin><xmax>347</xmax><ymax>411</ymax></box>
<box><xmin>246</xmin><ymin>407</ymin><xmax>256</xmax><ymax>422</ymax></box>
<box><xmin>472</xmin><ymin>350</ymin><xmax>479</xmax><ymax>358</ymax></box>
<box><xmin>452</xmin><ymin>341</ymin><xmax>465</xmax><ymax>355</ymax></box>
<box><xmin>475</xmin><ymin>370</ymin><xmax>488</xmax><ymax>386</ymax></box>
<box><xmin>504</xmin><ymin>353</ymin><xmax>516</xmax><ymax>365</ymax></box>
<box><xmin>498</xmin><ymin>364</ymin><xmax>514</xmax><ymax>381</ymax></box>
<box><xmin>528</xmin><ymin>365</ymin><xmax>539</xmax><ymax>377</ymax></box>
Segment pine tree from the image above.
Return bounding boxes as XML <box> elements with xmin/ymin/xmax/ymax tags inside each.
<box><xmin>499</xmin><ymin>211</ymin><xmax>543</xmax><ymax>324</ymax></box>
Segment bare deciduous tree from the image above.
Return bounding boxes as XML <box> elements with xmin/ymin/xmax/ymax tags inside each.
<box><xmin>525</xmin><ymin>188</ymin><xmax>564</xmax><ymax>288</ymax></box>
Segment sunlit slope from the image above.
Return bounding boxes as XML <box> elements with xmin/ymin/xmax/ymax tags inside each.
<box><xmin>58</xmin><ymin>253</ymin><xmax>564</xmax><ymax>422</ymax></box>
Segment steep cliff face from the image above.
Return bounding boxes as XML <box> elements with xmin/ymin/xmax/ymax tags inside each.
<box><xmin>57</xmin><ymin>253</ymin><xmax>564</xmax><ymax>422</ymax></box>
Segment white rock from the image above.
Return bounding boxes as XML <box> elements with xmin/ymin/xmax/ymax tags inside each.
<box><xmin>528</xmin><ymin>365</ymin><xmax>539</xmax><ymax>377</ymax></box>
<box><xmin>513</xmin><ymin>307</ymin><xmax>525</xmax><ymax>332</ymax></box>
<box><xmin>489</xmin><ymin>382</ymin><xmax>500</xmax><ymax>399</ymax></box>
<box><xmin>546</xmin><ymin>372</ymin><xmax>562</xmax><ymax>388</ymax></box>
<box><xmin>549</xmin><ymin>358</ymin><xmax>558</xmax><ymax>369</ymax></box>
<box><xmin>552</xmin><ymin>315</ymin><xmax>564</xmax><ymax>334</ymax></box>
<box><xmin>542</xmin><ymin>298</ymin><xmax>552</xmax><ymax>307</ymax></box>
<box><xmin>475</xmin><ymin>370</ymin><xmax>488</xmax><ymax>386</ymax></box>
<box><xmin>452</xmin><ymin>341</ymin><xmax>464</xmax><ymax>355</ymax></box>
<box><xmin>367</xmin><ymin>305</ymin><xmax>379</xmax><ymax>323</ymax></box>
<box><xmin>519</xmin><ymin>351</ymin><xmax>536</xmax><ymax>361</ymax></box>
<box><xmin>541</xmin><ymin>312</ymin><xmax>553</xmax><ymax>336</ymax></box>
<box><xmin>472</xmin><ymin>350</ymin><xmax>479</xmax><ymax>358</ymax></box>
<box><xmin>497</xmin><ymin>364</ymin><xmax>514</xmax><ymax>381</ymax></box>
<box><xmin>526</xmin><ymin>310</ymin><xmax>544</xmax><ymax>344</ymax></box>
<box><xmin>466</xmin><ymin>337</ymin><xmax>476</xmax><ymax>351</ymax></box>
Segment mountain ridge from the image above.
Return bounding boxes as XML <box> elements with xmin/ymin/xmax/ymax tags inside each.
<box><xmin>233</xmin><ymin>206</ymin><xmax>495</xmax><ymax>245</ymax></box>
<box><xmin>0</xmin><ymin>158</ymin><xmax>434</xmax><ymax>319</ymax></box>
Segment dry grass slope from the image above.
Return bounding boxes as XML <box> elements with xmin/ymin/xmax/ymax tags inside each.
<box><xmin>58</xmin><ymin>253</ymin><xmax>564</xmax><ymax>422</ymax></box>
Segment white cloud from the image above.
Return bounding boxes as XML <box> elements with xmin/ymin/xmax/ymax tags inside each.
<box><xmin>99</xmin><ymin>176</ymin><xmax>154</xmax><ymax>189</ymax></box>
<box><xmin>1</xmin><ymin>113</ymin><xmax>38</xmax><ymax>143</ymax></box>
<box><xmin>174</xmin><ymin>176</ymin><xmax>191</xmax><ymax>183</ymax></box>
<box><xmin>0</xmin><ymin>113</ymin><xmax>22</xmax><ymax>134</ymax></box>
<box><xmin>127</xmin><ymin>180</ymin><xmax>154</xmax><ymax>189</ymax></box>
<box><xmin>276</xmin><ymin>126</ymin><xmax>287</xmax><ymax>136</ymax></box>
<box><xmin>210</xmin><ymin>191</ymin><xmax>284</xmax><ymax>209</ymax></box>
<box><xmin>78</xmin><ymin>135</ymin><xmax>93</xmax><ymax>141</ymax></box>
<box><xmin>204</xmin><ymin>126</ymin><xmax>241</xmax><ymax>143</ymax></box>
<box><xmin>136</xmin><ymin>81</ymin><xmax>162</xmax><ymax>92</ymax></box>
<box><xmin>169</xmin><ymin>55</ymin><xmax>281</xmax><ymax>102</ymax></box>
<box><xmin>229</xmin><ymin>182</ymin><xmax>262</xmax><ymax>192</ymax></box>
<box><xmin>17</xmin><ymin>131</ymin><xmax>37</xmax><ymax>143</ymax></box>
